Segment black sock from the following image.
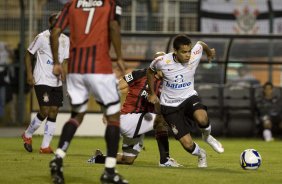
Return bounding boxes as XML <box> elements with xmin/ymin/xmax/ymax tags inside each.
<box><xmin>156</xmin><ymin>132</ymin><xmax>169</xmax><ymax>164</ymax></box>
<box><xmin>105</xmin><ymin>168</ymin><xmax>115</xmax><ymax>175</ymax></box>
<box><xmin>95</xmin><ymin>155</ymin><xmax>106</xmax><ymax>163</ymax></box>
<box><xmin>58</xmin><ymin>119</ymin><xmax>78</xmax><ymax>152</ymax></box>
<box><xmin>105</xmin><ymin>125</ymin><xmax>120</xmax><ymax>158</ymax></box>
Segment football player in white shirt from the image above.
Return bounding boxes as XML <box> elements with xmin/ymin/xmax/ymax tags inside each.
<box><xmin>22</xmin><ymin>13</ymin><xmax>69</xmax><ymax>154</ymax></box>
<box><xmin>147</xmin><ymin>34</ymin><xmax>224</xmax><ymax>168</ymax></box>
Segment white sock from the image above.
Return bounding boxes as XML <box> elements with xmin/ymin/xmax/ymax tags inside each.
<box><xmin>41</xmin><ymin>120</ymin><xmax>56</xmax><ymax>148</ymax></box>
<box><xmin>201</xmin><ymin>124</ymin><xmax>211</xmax><ymax>140</ymax></box>
<box><xmin>105</xmin><ymin>157</ymin><xmax>117</xmax><ymax>168</ymax></box>
<box><xmin>55</xmin><ymin>148</ymin><xmax>66</xmax><ymax>158</ymax></box>
<box><xmin>191</xmin><ymin>143</ymin><xmax>201</xmax><ymax>156</ymax></box>
<box><xmin>263</xmin><ymin>129</ymin><xmax>273</xmax><ymax>141</ymax></box>
<box><xmin>25</xmin><ymin>115</ymin><xmax>43</xmax><ymax>138</ymax></box>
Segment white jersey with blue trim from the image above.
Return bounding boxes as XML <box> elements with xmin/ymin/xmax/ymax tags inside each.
<box><xmin>149</xmin><ymin>43</ymin><xmax>203</xmax><ymax>107</ymax></box>
<box><xmin>28</xmin><ymin>30</ymin><xmax>69</xmax><ymax>87</ymax></box>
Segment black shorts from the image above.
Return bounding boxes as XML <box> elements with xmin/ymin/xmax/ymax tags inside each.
<box><xmin>161</xmin><ymin>95</ymin><xmax>207</xmax><ymax>139</ymax></box>
<box><xmin>34</xmin><ymin>85</ymin><xmax>63</xmax><ymax>107</ymax></box>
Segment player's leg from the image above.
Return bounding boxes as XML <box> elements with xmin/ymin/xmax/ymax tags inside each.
<box><xmin>161</xmin><ymin>105</ymin><xmax>207</xmax><ymax>168</ymax></box>
<box><xmin>88</xmin><ymin>135</ymin><xmax>142</xmax><ymax>165</ymax></box>
<box><xmin>41</xmin><ymin>86</ymin><xmax>63</xmax><ymax>153</ymax></box>
<box><xmin>154</xmin><ymin>114</ymin><xmax>182</xmax><ymax>167</ymax></box>
<box><xmin>22</xmin><ymin>109</ymin><xmax>47</xmax><ymax>152</ymax></box>
<box><xmin>22</xmin><ymin>85</ymin><xmax>49</xmax><ymax>152</ymax></box>
<box><xmin>39</xmin><ymin>106</ymin><xmax>58</xmax><ymax>153</ymax></box>
<box><xmin>193</xmin><ymin>109</ymin><xmax>224</xmax><ymax>153</ymax></box>
<box><xmin>50</xmin><ymin>74</ymin><xmax>88</xmax><ymax>184</ymax></box>
<box><xmin>89</xmin><ymin>113</ymin><xmax>146</xmax><ymax>165</ymax></box>
<box><xmin>261</xmin><ymin>115</ymin><xmax>274</xmax><ymax>141</ymax></box>
<box><xmin>179</xmin><ymin>134</ymin><xmax>207</xmax><ymax>168</ymax></box>
<box><xmin>89</xmin><ymin>74</ymin><xmax>128</xmax><ymax>184</ymax></box>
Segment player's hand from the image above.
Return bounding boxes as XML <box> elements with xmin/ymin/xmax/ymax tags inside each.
<box><xmin>116</xmin><ymin>58</ymin><xmax>127</xmax><ymax>76</ymax></box>
<box><xmin>207</xmin><ymin>48</ymin><xmax>216</xmax><ymax>63</ymax></box>
<box><xmin>53</xmin><ymin>63</ymin><xmax>63</xmax><ymax>77</ymax></box>
<box><xmin>147</xmin><ymin>94</ymin><xmax>159</xmax><ymax>104</ymax></box>
<box><xmin>53</xmin><ymin>63</ymin><xmax>64</xmax><ymax>83</ymax></box>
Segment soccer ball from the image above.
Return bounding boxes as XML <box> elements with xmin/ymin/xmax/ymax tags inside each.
<box><xmin>240</xmin><ymin>149</ymin><xmax>262</xmax><ymax>170</ymax></box>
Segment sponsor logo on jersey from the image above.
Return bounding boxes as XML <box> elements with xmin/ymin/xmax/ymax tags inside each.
<box><xmin>165</xmin><ymin>99</ymin><xmax>184</xmax><ymax>104</ymax></box>
<box><xmin>140</xmin><ymin>90</ymin><xmax>148</xmax><ymax>98</ymax></box>
<box><xmin>175</xmin><ymin>75</ymin><xmax>184</xmax><ymax>83</ymax></box>
<box><xmin>46</xmin><ymin>60</ymin><xmax>54</xmax><ymax>65</ymax></box>
<box><xmin>76</xmin><ymin>0</ymin><xmax>103</xmax><ymax>8</ymax></box>
<box><xmin>165</xmin><ymin>74</ymin><xmax>191</xmax><ymax>89</ymax></box>
<box><xmin>165</xmin><ymin>59</ymin><xmax>171</xmax><ymax>64</ymax></box>
<box><xmin>165</xmin><ymin>81</ymin><xmax>191</xmax><ymax>89</ymax></box>
<box><xmin>193</xmin><ymin>46</ymin><xmax>202</xmax><ymax>55</ymax></box>
<box><xmin>125</xmin><ymin>73</ymin><xmax>133</xmax><ymax>82</ymax></box>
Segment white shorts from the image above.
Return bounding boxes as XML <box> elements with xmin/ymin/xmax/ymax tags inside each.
<box><xmin>66</xmin><ymin>74</ymin><xmax>120</xmax><ymax>115</ymax></box>
<box><xmin>120</xmin><ymin>113</ymin><xmax>155</xmax><ymax>138</ymax></box>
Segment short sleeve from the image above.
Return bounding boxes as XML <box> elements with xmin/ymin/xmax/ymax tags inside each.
<box><xmin>149</xmin><ymin>57</ymin><xmax>162</xmax><ymax>72</ymax></box>
<box><xmin>27</xmin><ymin>35</ymin><xmax>43</xmax><ymax>55</ymax></box>
<box><xmin>64</xmin><ymin>37</ymin><xmax>70</xmax><ymax>59</ymax></box>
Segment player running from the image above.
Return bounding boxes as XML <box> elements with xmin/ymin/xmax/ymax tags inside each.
<box><xmin>147</xmin><ymin>34</ymin><xmax>224</xmax><ymax>168</ymax></box>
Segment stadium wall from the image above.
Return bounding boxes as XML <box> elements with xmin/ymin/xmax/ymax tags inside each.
<box><xmin>32</xmin><ymin>112</ymin><xmax>106</xmax><ymax>137</ymax></box>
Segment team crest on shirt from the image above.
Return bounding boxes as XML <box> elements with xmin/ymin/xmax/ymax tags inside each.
<box><xmin>43</xmin><ymin>92</ymin><xmax>49</xmax><ymax>103</ymax></box>
<box><xmin>76</xmin><ymin>0</ymin><xmax>103</xmax><ymax>8</ymax></box>
<box><xmin>171</xmin><ymin>124</ymin><xmax>178</xmax><ymax>135</ymax></box>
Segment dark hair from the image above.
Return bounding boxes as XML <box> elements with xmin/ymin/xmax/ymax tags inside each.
<box><xmin>49</xmin><ymin>13</ymin><xmax>58</xmax><ymax>29</ymax></box>
<box><xmin>173</xmin><ymin>34</ymin><xmax>192</xmax><ymax>50</ymax></box>
<box><xmin>263</xmin><ymin>81</ymin><xmax>273</xmax><ymax>89</ymax></box>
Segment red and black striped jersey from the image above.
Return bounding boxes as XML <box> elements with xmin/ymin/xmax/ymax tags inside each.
<box><xmin>121</xmin><ymin>69</ymin><xmax>161</xmax><ymax>114</ymax></box>
<box><xmin>54</xmin><ymin>0</ymin><xmax>121</xmax><ymax>74</ymax></box>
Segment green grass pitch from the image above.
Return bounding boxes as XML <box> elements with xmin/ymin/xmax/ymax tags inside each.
<box><xmin>0</xmin><ymin>136</ymin><xmax>281</xmax><ymax>184</ymax></box>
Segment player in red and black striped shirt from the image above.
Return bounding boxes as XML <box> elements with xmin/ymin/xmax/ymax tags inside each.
<box><xmin>121</xmin><ymin>68</ymin><xmax>161</xmax><ymax>114</ymax></box>
<box><xmin>49</xmin><ymin>1</ymin><xmax>127</xmax><ymax>184</ymax></box>
<box><xmin>88</xmin><ymin>53</ymin><xmax>182</xmax><ymax>167</ymax></box>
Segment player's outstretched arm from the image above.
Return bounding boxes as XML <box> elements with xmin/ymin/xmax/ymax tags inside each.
<box><xmin>197</xmin><ymin>41</ymin><xmax>216</xmax><ymax>63</ymax></box>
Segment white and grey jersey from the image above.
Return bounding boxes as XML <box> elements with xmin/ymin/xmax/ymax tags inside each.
<box><xmin>28</xmin><ymin>30</ymin><xmax>69</xmax><ymax>87</ymax></box>
<box><xmin>149</xmin><ymin>43</ymin><xmax>203</xmax><ymax>107</ymax></box>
